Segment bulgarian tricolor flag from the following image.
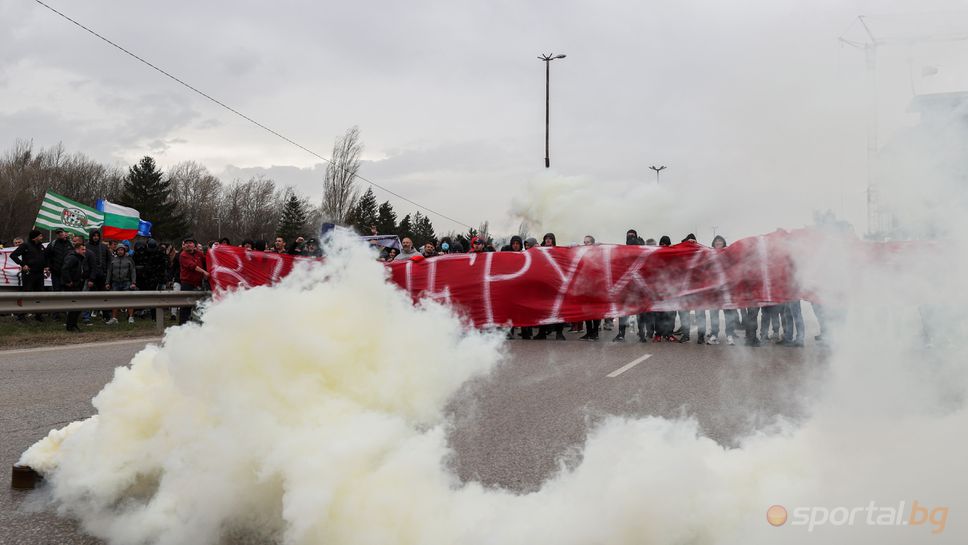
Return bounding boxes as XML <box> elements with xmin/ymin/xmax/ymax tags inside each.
<box><xmin>95</xmin><ymin>199</ymin><xmax>153</xmax><ymax>240</ymax></box>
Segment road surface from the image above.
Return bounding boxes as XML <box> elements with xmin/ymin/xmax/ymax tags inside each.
<box><xmin>1</xmin><ymin>331</ymin><xmax>828</xmax><ymax>544</ymax></box>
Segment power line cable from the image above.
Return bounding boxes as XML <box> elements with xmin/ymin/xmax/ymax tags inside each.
<box><xmin>32</xmin><ymin>0</ymin><xmax>474</xmax><ymax>230</ymax></box>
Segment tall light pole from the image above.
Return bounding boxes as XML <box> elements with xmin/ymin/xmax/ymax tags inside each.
<box><xmin>539</xmin><ymin>53</ymin><xmax>566</xmax><ymax>168</ymax></box>
<box><xmin>649</xmin><ymin>165</ymin><xmax>666</xmax><ymax>182</ymax></box>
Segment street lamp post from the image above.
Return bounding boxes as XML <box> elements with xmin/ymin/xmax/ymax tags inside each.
<box><xmin>539</xmin><ymin>53</ymin><xmax>566</xmax><ymax>168</ymax></box>
<box><xmin>649</xmin><ymin>165</ymin><xmax>666</xmax><ymax>183</ymax></box>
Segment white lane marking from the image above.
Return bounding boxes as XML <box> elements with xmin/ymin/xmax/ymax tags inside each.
<box><xmin>0</xmin><ymin>337</ymin><xmax>161</xmax><ymax>355</ymax></box>
<box><xmin>606</xmin><ymin>353</ymin><xmax>652</xmax><ymax>378</ymax></box>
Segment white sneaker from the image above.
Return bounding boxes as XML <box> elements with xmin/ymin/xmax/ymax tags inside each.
<box><xmin>105</xmin><ymin>318</ymin><xmax>118</xmax><ymax>325</ymax></box>
<box><xmin>726</xmin><ymin>335</ymin><xmax>735</xmax><ymax>345</ymax></box>
<box><xmin>706</xmin><ymin>335</ymin><xmax>719</xmax><ymax>345</ymax></box>
<box><xmin>128</xmin><ymin>316</ymin><xmax>135</xmax><ymax>324</ymax></box>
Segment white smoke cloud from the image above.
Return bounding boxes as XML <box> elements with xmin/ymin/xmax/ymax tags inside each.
<box><xmin>19</xmin><ymin>225</ymin><xmax>968</xmax><ymax>544</ymax></box>
<box><xmin>509</xmin><ymin>171</ymin><xmax>716</xmax><ymax>245</ymax></box>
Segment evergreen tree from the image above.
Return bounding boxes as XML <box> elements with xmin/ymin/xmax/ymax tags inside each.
<box><xmin>120</xmin><ymin>156</ymin><xmax>188</xmax><ymax>240</ymax></box>
<box><xmin>396</xmin><ymin>214</ymin><xmax>413</xmax><ymax>241</ymax></box>
<box><xmin>277</xmin><ymin>193</ymin><xmax>309</xmax><ymax>242</ymax></box>
<box><xmin>412</xmin><ymin>212</ymin><xmax>436</xmax><ymax>244</ymax></box>
<box><xmin>348</xmin><ymin>187</ymin><xmax>378</xmax><ymax>234</ymax></box>
<box><xmin>375</xmin><ymin>201</ymin><xmax>397</xmax><ymax>235</ymax></box>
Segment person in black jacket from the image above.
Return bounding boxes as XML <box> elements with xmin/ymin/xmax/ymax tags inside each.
<box><xmin>44</xmin><ymin>228</ymin><xmax>71</xmax><ymax>292</ymax></box>
<box><xmin>10</xmin><ymin>230</ymin><xmax>48</xmax><ymax>321</ymax></box>
<box><xmin>533</xmin><ymin>233</ymin><xmax>566</xmax><ymax>340</ymax></box>
<box><xmin>142</xmin><ymin>239</ymin><xmax>168</xmax><ymax>290</ymax></box>
<box><xmin>84</xmin><ymin>229</ymin><xmax>112</xmax><ymax>322</ymax></box>
<box><xmin>84</xmin><ymin>229</ymin><xmax>111</xmax><ymax>288</ymax></box>
<box><xmin>612</xmin><ymin>230</ymin><xmax>648</xmax><ymax>343</ymax></box>
<box><xmin>62</xmin><ymin>242</ymin><xmax>90</xmax><ymax>331</ymax></box>
<box><xmin>499</xmin><ymin>236</ymin><xmax>528</xmax><ymax>339</ymax></box>
<box><xmin>654</xmin><ymin>235</ymin><xmax>677</xmax><ymax>341</ymax></box>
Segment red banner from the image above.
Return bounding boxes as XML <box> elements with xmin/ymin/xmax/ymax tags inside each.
<box><xmin>207</xmin><ymin>229</ymin><xmax>862</xmax><ymax>327</ymax></box>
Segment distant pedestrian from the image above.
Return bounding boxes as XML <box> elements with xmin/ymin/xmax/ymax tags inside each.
<box><xmin>62</xmin><ymin>242</ymin><xmax>89</xmax><ymax>332</ymax></box>
<box><xmin>105</xmin><ymin>245</ymin><xmax>137</xmax><ymax>325</ymax></box>
<box><xmin>44</xmin><ymin>228</ymin><xmax>71</xmax><ymax>293</ymax></box>
<box><xmin>84</xmin><ymin>229</ymin><xmax>112</xmax><ymax>322</ymax></box>
<box><xmin>178</xmin><ymin>239</ymin><xmax>208</xmax><ymax>325</ymax></box>
<box><xmin>10</xmin><ymin>230</ymin><xmax>48</xmax><ymax>321</ymax></box>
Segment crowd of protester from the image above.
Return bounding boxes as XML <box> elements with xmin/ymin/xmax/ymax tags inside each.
<box><xmin>4</xmin><ymin>228</ymin><xmax>327</xmax><ymax>331</ymax></box>
<box><xmin>5</xmin><ymin>226</ymin><xmax>819</xmax><ymax>347</ymax></box>
<box><xmin>374</xmin><ymin>227</ymin><xmax>816</xmax><ymax>348</ymax></box>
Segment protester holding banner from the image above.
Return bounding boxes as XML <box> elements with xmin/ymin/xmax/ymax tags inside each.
<box><xmin>654</xmin><ymin>235</ymin><xmax>678</xmax><ymax>342</ymax></box>
<box><xmin>178</xmin><ymin>239</ymin><xmax>208</xmax><ymax>325</ymax></box>
<box><xmin>613</xmin><ymin>230</ymin><xmax>648</xmax><ymax>343</ymax></box>
<box><xmin>701</xmin><ymin>235</ymin><xmax>739</xmax><ymax>346</ymax></box>
<box><xmin>398</xmin><ymin>237</ymin><xmax>420</xmax><ymax>260</ymax></box>
<box><xmin>534</xmin><ymin>233</ymin><xmax>566</xmax><ymax>341</ymax></box>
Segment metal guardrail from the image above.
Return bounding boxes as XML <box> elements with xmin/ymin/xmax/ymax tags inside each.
<box><xmin>0</xmin><ymin>291</ymin><xmax>210</xmax><ymax>331</ymax></box>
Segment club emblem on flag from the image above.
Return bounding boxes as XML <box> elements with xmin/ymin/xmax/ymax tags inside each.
<box><xmin>61</xmin><ymin>207</ymin><xmax>90</xmax><ymax>228</ymax></box>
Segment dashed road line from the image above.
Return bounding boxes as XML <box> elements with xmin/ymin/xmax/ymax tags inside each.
<box><xmin>606</xmin><ymin>353</ymin><xmax>652</xmax><ymax>377</ymax></box>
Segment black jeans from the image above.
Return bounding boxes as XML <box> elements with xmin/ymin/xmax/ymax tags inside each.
<box><xmin>655</xmin><ymin>312</ymin><xmax>676</xmax><ymax>336</ymax></box>
<box><xmin>65</xmin><ymin>284</ymin><xmax>82</xmax><ymax>329</ymax></box>
<box><xmin>16</xmin><ymin>271</ymin><xmax>45</xmax><ymax>319</ymax></box>
<box><xmin>744</xmin><ymin>307</ymin><xmax>761</xmax><ymax>339</ymax></box>
<box><xmin>179</xmin><ymin>283</ymin><xmax>199</xmax><ymax>325</ymax></box>
<box><xmin>781</xmin><ymin>301</ymin><xmax>805</xmax><ymax>342</ymax></box>
<box><xmin>761</xmin><ymin>305</ymin><xmax>782</xmax><ymax>337</ymax></box>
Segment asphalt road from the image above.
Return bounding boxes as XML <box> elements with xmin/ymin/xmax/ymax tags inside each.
<box><xmin>1</xmin><ymin>330</ymin><xmax>828</xmax><ymax>544</ymax></box>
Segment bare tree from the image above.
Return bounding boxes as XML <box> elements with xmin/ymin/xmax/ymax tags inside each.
<box><xmin>168</xmin><ymin>161</ymin><xmax>223</xmax><ymax>241</ymax></box>
<box><xmin>0</xmin><ymin>140</ymin><xmax>124</xmax><ymax>243</ymax></box>
<box><xmin>321</xmin><ymin>126</ymin><xmax>362</xmax><ymax>224</ymax></box>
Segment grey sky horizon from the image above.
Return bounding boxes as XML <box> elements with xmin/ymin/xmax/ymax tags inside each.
<box><xmin>3</xmin><ymin>0</ymin><xmax>968</xmax><ymax>242</ymax></box>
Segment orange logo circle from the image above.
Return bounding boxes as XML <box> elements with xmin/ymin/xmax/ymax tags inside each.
<box><xmin>766</xmin><ymin>505</ymin><xmax>788</xmax><ymax>526</ymax></box>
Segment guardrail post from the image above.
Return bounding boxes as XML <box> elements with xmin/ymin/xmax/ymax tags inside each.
<box><xmin>155</xmin><ymin>307</ymin><xmax>165</xmax><ymax>333</ymax></box>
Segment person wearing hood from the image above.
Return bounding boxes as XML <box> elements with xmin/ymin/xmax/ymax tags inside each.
<box><xmin>654</xmin><ymin>235</ymin><xmax>678</xmax><ymax>342</ymax></box>
<box><xmin>523</xmin><ymin>237</ymin><xmax>538</xmax><ymax>249</ymax></box>
<box><xmin>500</xmin><ymin>236</ymin><xmax>529</xmax><ymax>339</ymax></box>
<box><xmin>143</xmin><ymin>239</ymin><xmax>168</xmax><ymax>290</ymax></box>
<box><xmin>105</xmin><ymin>244</ymin><xmax>137</xmax><ymax>324</ymax></box>
<box><xmin>676</xmin><ymin>234</ymin><xmax>701</xmax><ymax>343</ymax></box>
<box><xmin>84</xmin><ymin>229</ymin><xmax>112</xmax><ymax>300</ymax></box>
<box><xmin>699</xmin><ymin>235</ymin><xmax>739</xmax><ymax>346</ymax></box>
<box><xmin>500</xmin><ymin>235</ymin><xmax>523</xmax><ymax>252</ymax></box>
<box><xmin>534</xmin><ymin>233</ymin><xmax>566</xmax><ymax>340</ymax></box>
<box><xmin>612</xmin><ymin>230</ymin><xmax>648</xmax><ymax>343</ymax></box>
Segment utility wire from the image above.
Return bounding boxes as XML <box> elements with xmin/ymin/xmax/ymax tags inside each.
<box><xmin>32</xmin><ymin>0</ymin><xmax>474</xmax><ymax>230</ymax></box>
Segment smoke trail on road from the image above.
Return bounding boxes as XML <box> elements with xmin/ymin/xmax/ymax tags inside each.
<box><xmin>19</xmin><ymin>229</ymin><xmax>968</xmax><ymax>544</ymax></box>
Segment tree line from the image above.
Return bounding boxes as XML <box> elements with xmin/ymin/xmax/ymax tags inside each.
<box><xmin>0</xmin><ymin>128</ymin><xmax>439</xmax><ymax>246</ymax></box>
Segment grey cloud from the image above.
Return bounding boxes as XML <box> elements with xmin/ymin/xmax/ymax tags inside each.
<box><xmin>5</xmin><ymin>0</ymin><xmax>968</xmax><ymax>237</ymax></box>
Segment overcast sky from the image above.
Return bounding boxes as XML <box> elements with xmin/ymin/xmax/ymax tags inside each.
<box><xmin>3</xmin><ymin>0</ymin><xmax>968</xmax><ymax>242</ymax></box>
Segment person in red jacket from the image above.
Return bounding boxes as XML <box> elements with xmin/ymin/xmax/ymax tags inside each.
<box><xmin>178</xmin><ymin>238</ymin><xmax>209</xmax><ymax>325</ymax></box>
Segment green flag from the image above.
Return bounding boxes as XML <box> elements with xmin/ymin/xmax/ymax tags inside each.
<box><xmin>34</xmin><ymin>191</ymin><xmax>104</xmax><ymax>237</ymax></box>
